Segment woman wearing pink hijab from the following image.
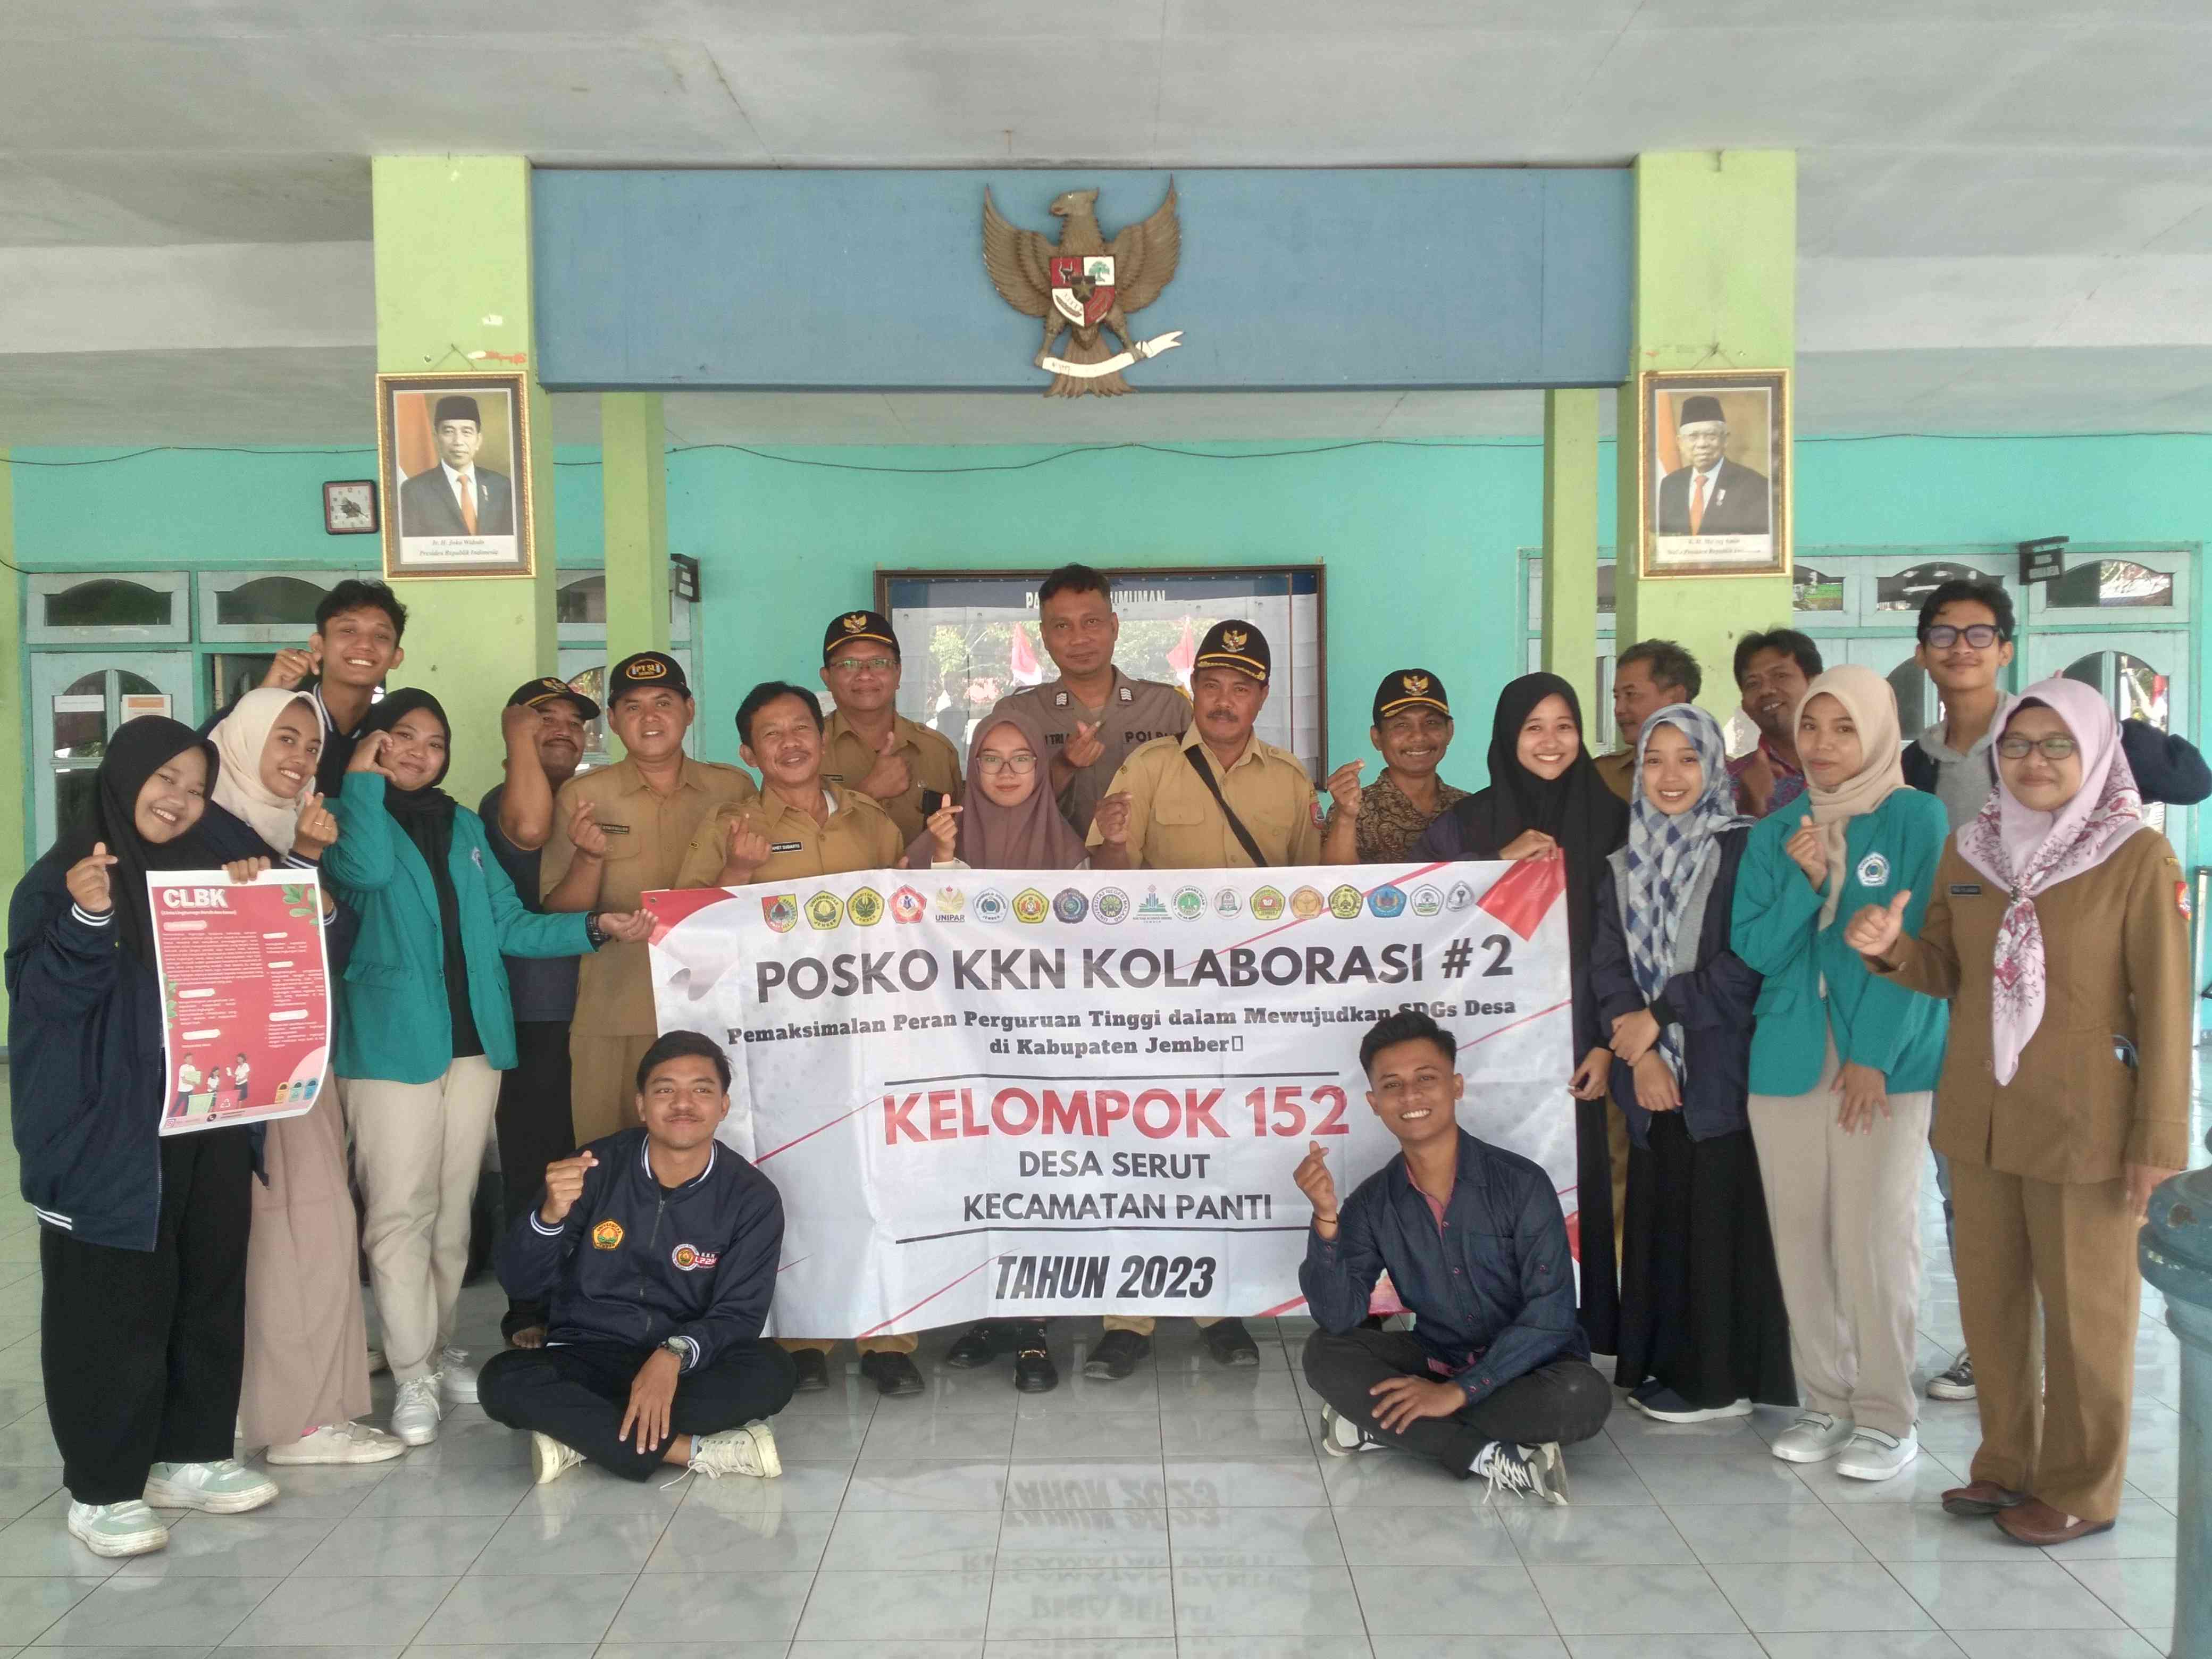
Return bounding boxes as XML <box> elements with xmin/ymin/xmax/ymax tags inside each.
<box><xmin>1848</xmin><ymin>677</ymin><xmax>2190</xmax><ymax>1546</ymax></box>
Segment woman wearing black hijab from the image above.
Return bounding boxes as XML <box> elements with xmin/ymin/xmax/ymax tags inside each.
<box><xmin>1412</xmin><ymin>674</ymin><xmax>1630</xmax><ymax>1350</ymax></box>
<box><xmin>322</xmin><ymin>689</ymin><xmax>647</xmax><ymax>1449</ymax></box>
<box><xmin>6</xmin><ymin>718</ymin><xmax>280</xmax><ymax>1559</ymax></box>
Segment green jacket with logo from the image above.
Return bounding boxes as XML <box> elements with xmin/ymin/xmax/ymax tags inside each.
<box><xmin>1730</xmin><ymin>787</ymin><xmax>1949</xmax><ymax>1097</ymax></box>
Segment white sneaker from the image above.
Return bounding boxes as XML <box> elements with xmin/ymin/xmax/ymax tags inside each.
<box><xmin>142</xmin><ymin>1459</ymin><xmax>278</xmax><ymax>1514</ymax></box>
<box><xmin>530</xmin><ymin>1432</ymin><xmax>585</xmax><ymax>1486</ymax></box>
<box><xmin>67</xmin><ymin>1499</ymin><xmax>169</xmax><ymax>1557</ymax></box>
<box><xmin>1769</xmin><ymin>1410</ymin><xmax>1856</xmax><ymax>1464</ymax></box>
<box><xmin>391</xmin><ymin>1376</ymin><xmax>444</xmax><ymax>1446</ymax></box>
<box><xmin>1835</xmin><ymin>1428</ymin><xmax>1919</xmax><ymax>1481</ymax></box>
<box><xmin>266</xmin><ymin>1421</ymin><xmax>409</xmax><ymax>1466</ymax></box>
<box><xmin>686</xmin><ymin>1421</ymin><xmax>782</xmax><ymax>1480</ymax></box>
<box><xmin>439</xmin><ymin>1348</ymin><xmax>479</xmax><ymax>1404</ymax></box>
<box><xmin>1319</xmin><ymin>1403</ymin><xmax>1385</xmax><ymax>1457</ymax></box>
<box><xmin>1471</xmin><ymin>1439</ymin><xmax>1568</xmax><ymax>1506</ymax></box>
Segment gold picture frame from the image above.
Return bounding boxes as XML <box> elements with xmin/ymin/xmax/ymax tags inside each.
<box><xmin>1636</xmin><ymin>368</ymin><xmax>1791</xmax><ymax>581</ymax></box>
<box><xmin>375</xmin><ymin>371</ymin><xmax>535</xmax><ymax>580</ymax></box>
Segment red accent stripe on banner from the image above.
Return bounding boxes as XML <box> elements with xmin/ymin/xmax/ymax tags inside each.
<box><xmin>1254</xmin><ymin>1293</ymin><xmax>1308</xmax><ymax>1317</ymax></box>
<box><xmin>1228</xmin><ymin>860</ymin><xmax>1455</xmax><ymax>950</ymax></box>
<box><xmin>755</xmin><ymin>1099</ymin><xmax>872</xmax><ymax>1163</ymax></box>
<box><xmin>857</xmin><ymin>1256</ymin><xmax>1000</xmax><ymax>1338</ymax></box>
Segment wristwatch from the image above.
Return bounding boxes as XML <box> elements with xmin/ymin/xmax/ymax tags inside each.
<box><xmin>661</xmin><ymin>1336</ymin><xmax>689</xmax><ymax>1365</ymax></box>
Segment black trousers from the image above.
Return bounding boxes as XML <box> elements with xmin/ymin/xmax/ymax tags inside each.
<box><xmin>479</xmin><ymin>1339</ymin><xmax>797</xmax><ymax>1481</ymax></box>
<box><xmin>494</xmin><ymin>1020</ymin><xmax>574</xmax><ymax>1336</ymax></box>
<box><xmin>43</xmin><ymin>1129</ymin><xmax>254</xmax><ymax>1504</ymax></box>
<box><xmin>1301</xmin><ymin>1327</ymin><xmax>1612</xmax><ymax>1478</ymax></box>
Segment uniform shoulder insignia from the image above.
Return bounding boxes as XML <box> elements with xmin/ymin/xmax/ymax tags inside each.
<box><xmin>1119</xmin><ymin>685</ymin><xmax>1133</xmax><ymax>703</ymax></box>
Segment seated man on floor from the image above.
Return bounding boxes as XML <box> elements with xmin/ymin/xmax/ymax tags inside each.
<box><xmin>1297</xmin><ymin>1009</ymin><xmax>1613</xmax><ymax>1503</ymax></box>
<box><xmin>480</xmin><ymin>1030</ymin><xmax>796</xmax><ymax>1485</ymax></box>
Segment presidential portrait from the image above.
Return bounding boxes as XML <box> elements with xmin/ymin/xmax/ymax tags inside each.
<box><xmin>1638</xmin><ymin>369</ymin><xmax>1790</xmax><ymax>580</ymax></box>
<box><xmin>375</xmin><ymin>372</ymin><xmax>535</xmax><ymax>578</ymax></box>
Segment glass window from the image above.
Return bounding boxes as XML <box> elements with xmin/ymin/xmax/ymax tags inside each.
<box><xmin>41</xmin><ymin>578</ymin><xmax>173</xmax><ymax>630</ymax></box>
<box><xmin>213</xmin><ymin>576</ymin><xmax>327</xmax><ymax>628</ymax></box>
<box><xmin>1874</xmin><ymin>561</ymin><xmax>1989</xmax><ymax>613</ymax></box>
<box><xmin>2047</xmin><ymin>559</ymin><xmax>2175</xmax><ymax>610</ymax></box>
<box><xmin>1792</xmin><ymin>564</ymin><xmax>1845</xmax><ymax>613</ymax></box>
<box><xmin>51</xmin><ymin>672</ymin><xmax>106</xmax><ymax>759</ymax></box>
<box><xmin>558</xmin><ymin>574</ymin><xmax>607</xmax><ymax>626</ymax></box>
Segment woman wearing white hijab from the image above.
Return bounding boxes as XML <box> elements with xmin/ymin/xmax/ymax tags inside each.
<box><xmin>1848</xmin><ymin>679</ymin><xmax>2188</xmax><ymax>1544</ymax></box>
<box><xmin>1730</xmin><ymin>665</ymin><xmax>1950</xmax><ymax>1482</ymax></box>
<box><xmin>208</xmin><ymin>688</ymin><xmax>406</xmax><ymax>1467</ymax></box>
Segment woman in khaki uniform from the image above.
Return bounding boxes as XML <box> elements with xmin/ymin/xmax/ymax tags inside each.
<box><xmin>1847</xmin><ymin>676</ymin><xmax>2189</xmax><ymax>1546</ymax></box>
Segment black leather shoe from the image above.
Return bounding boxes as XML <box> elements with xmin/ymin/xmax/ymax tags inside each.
<box><xmin>790</xmin><ymin>1348</ymin><xmax>831</xmax><ymax>1392</ymax></box>
<box><xmin>1011</xmin><ymin>1326</ymin><xmax>1058</xmax><ymax>1393</ymax></box>
<box><xmin>861</xmin><ymin>1350</ymin><xmax>926</xmax><ymax>1397</ymax></box>
<box><xmin>944</xmin><ymin>1323</ymin><xmax>1004</xmax><ymax>1370</ymax></box>
<box><xmin>1203</xmin><ymin>1318</ymin><xmax>1262</xmax><ymax>1367</ymax></box>
<box><xmin>1083</xmin><ymin>1328</ymin><xmax>1151</xmax><ymax>1380</ymax></box>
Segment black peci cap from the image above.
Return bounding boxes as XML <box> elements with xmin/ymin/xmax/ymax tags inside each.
<box><xmin>505</xmin><ymin>675</ymin><xmax>600</xmax><ymax>721</ymax></box>
<box><xmin>432</xmin><ymin>395</ymin><xmax>482</xmax><ymax>427</ymax></box>
<box><xmin>1192</xmin><ymin>619</ymin><xmax>1270</xmax><ymax>684</ymax></box>
<box><xmin>1372</xmin><ymin>668</ymin><xmax>1449</xmax><ymax>725</ymax></box>
<box><xmin>822</xmin><ymin>610</ymin><xmax>901</xmax><ymax>663</ymax></box>
<box><xmin>1676</xmin><ymin>394</ymin><xmax>1726</xmax><ymax>428</ymax></box>
<box><xmin>606</xmin><ymin>651</ymin><xmax>691</xmax><ymax>704</ymax></box>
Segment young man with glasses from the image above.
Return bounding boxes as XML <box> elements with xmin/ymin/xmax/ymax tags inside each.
<box><xmin>817</xmin><ymin>610</ymin><xmax>965</xmax><ymax>845</ymax></box>
<box><xmin>1901</xmin><ymin>577</ymin><xmax>2017</xmax><ymax>1405</ymax></box>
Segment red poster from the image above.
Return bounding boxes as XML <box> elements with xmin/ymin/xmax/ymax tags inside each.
<box><xmin>151</xmin><ymin>869</ymin><xmax>332</xmax><ymax>1136</ymax></box>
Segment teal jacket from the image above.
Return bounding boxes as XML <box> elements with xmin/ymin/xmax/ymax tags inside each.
<box><xmin>1730</xmin><ymin>787</ymin><xmax>1950</xmax><ymax>1097</ymax></box>
<box><xmin>324</xmin><ymin>772</ymin><xmax>594</xmax><ymax>1085</ymax></box>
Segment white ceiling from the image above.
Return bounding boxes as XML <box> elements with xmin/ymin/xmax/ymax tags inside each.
<box><xmin>4</xmin><ymin>1</ymin><xmax>2212</xmax><ymax>443</ymax></box>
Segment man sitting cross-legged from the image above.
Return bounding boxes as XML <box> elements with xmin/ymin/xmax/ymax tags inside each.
<box><xmin>479</xmin><ymin>1030</ymin><xmax>797</xmax><ymax>1485</ymax></box>
<box><xmin>1297</xmin><ymin>1009</ymin><xmax>1613</xmax><ymax>1503</ymax></box>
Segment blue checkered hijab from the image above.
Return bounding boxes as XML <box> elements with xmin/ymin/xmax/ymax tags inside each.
<box><xmin>1621</xmin><ymin>704</ymin><xmax>1749</xmax><ymax>1073</ymax></box>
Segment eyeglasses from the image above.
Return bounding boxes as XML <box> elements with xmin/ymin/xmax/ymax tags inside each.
<box><xmin>827</xmin><ymin>656</ymin><xmax>896</xmax><ymax>674</ymax></box>
<box><xmin>1923</xmin><ymin>624</ymin><xmax>2002</xmax><ymax>649</ymax></box>
<box><xmin>1997</xmin><ymin>734</ymin><xmax>2077</xmax><ymax>760</ymax></box>
<box><xmin>976</xmin><ymin>752</ymin><xmax>1038</xmax><ymax>774</ymax></box>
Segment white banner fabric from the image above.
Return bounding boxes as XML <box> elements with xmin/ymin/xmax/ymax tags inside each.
<box><xmin>644</xmin><ymin>860</ymin><xmax>1575</xmax><ymax>1339</ymax></box>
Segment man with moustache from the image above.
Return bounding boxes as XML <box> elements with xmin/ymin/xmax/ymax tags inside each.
<box><xmin>1321</xmin><ymin>669</ymin><xmax>1467</xmax><ymax>864</ymax></box>
<box><xmin>990</xmin><ymin>564</ymin><xmax>1192</xmax><ymax>836</ymax></box>
<box><xmin>480</xmin><ymin>676</ymin><xmax>601</xmax><ymax>1348</ymax></box>
<box><xmin>1084</xmin><ymin>619</ymin><xmax>1321</xmax><ymax>1377</ymax></box>
<box><xmin>817</xmin><ymin>610</ymin><xmax>965</xmax><ymax>845</ymax></box>
<box><xmin>1596</xmin><ymin>641</ymin><xmax>1701</xmax><ymax>802</ymax></box>
<box><xmin>539</xmin><ymin>653</ymin><xmax>757</xmax><ymax>1149</ymax></box>
<box><xmin>673</xmin><ymin>681</ymin><xmax>920</xmax><ymax>1397</ymax></box>
<box><xmin>1728</xmin><ymin>629</ymin><xmax>1824</xmax><ymax>817</ymax></box>
<box><xmin>478</xmin><ymin>1032</ymin><xmax>794</xmax><ymax>1487</ymax></box>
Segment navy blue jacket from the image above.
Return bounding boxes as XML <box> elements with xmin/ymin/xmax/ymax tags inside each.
<box><xmin>1300</xmin><ymin>1129</ymin><xmax>1587</xmax><ymax>1406</ymax></box>
<box><xmin>1588</xmin><ymin>828</ymin><xmax>1762</xmax><ymax>1147</ymax></box>
<box><xmin>497</xmin><ymin>1128</ymin><xmax>783</xmax><ymax>1370</ymax></box>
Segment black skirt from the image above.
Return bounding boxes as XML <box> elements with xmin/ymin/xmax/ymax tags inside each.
<box><xmin>1616</xmin><ymin>1113</ymin><xmax>1795</xmax><ymax>1409</ymax></box>
<box><xmin>1574</xmin><ymin>1096</ymin><xmax>1619</xmax><ymax>1354</ymax></box>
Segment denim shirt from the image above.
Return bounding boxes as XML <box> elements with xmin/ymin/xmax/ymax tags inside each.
<box><xmin>1299</xmin><ymin>1129</ymin><xmax>1587</xmax><ymax>1407</ymax></box>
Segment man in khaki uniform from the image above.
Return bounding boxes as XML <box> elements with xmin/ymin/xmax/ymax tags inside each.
<box><xmin>1085</xmin><ymin>619</ymin><xmax>1322</xmax><ymax>1379</ymax></box>
<box><xmin>817</xmin><ymin>609</ymin><xmax>964</xmax><ymax>846</ymax></box>
<box><xmin>675</xmin><ymin>680</ymin><xmax>923</xmax><ymax>1398</ymax></box>
<box><xmin>540</xmin><ymin>652</ymin><xmax>756</xmax><ymax>1148</ymax></box>
<box><xmin>988</xmin><ymin>563</ymin><xmax>1191</xmax><ymax>835</ymax></box>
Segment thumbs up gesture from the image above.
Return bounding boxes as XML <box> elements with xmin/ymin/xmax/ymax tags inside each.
<box><xmin>65</xmin><ymin>842</ymin><xmax>116</xmax><ymax>915</ymax></box>
<box><xmin>1844</xmin><ymin>890</ymin><xmax>1913</xmax><ymax>965</ymax></box>
<box><xmin>1785</xmin><ymin>813</ymin><xmax>1828</xmax><ymax>887</ymax></box>
<box><xmin>858</xmin><ymin>727</ymin><xmax>912</xmax><ymax>802</ymax></box>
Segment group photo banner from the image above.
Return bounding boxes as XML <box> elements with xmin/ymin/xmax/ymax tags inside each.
<box><xmin>152</xmin><ymin>868</ymin><xmax>332</xmax><ymax>1136</ymax></box>
<box><xmin>644</xmin><ymin>861</ymin><xmax>1573</xmax><ymax>1339</ymax></box>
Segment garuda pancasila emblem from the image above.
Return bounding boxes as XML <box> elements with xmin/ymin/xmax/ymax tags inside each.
<box><xmin>982</xmin><ymin>182</ymin><xmax>1183</xmax><ymax>397</ymax></box>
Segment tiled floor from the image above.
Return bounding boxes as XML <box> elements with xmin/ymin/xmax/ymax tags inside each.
<box><xmin>0</xmin><ymin>1067</ymin><xmax>2189</xmax><ymax>1657</ymax></box>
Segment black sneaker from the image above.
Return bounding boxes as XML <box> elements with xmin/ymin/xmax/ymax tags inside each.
<box><xmin>944</xmin><ymin>1323</ymin><xmax>1004</xmax><ymax>1370</ymax></box>
<box><xmin>1012</xmin><ymin>1326</ymin><xmax>1058</xmax><ymax>1394</ymax></box>
<box><xmin>1084</xmin><ymin>1329</ymin><xmax>1151</xmax><ymax>1380</ymax></box>
<box><xmin>790</xmin><ymin>1348</ymin><xmax>831</xmax><ymax>1393</ymax></box>
<box><xmin>1928</xmin><ymin>1352</ymin><xmax>1976</xmax><ymax>1402</ymax></box>
<box><xmin>1202</xmin><ymin>1317</ymin><xmax>1262</xmax><ymax>1367</ymax></box>
<box><xmin>860</xmin><ymin>1351</ymin><xmax>926</xmax><ymax>1397</ymax></box>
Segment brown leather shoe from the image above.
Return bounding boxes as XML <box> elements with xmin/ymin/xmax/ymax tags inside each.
<box><xmin>1995</xmin><ymin>1498</ymin><xmax>2117</xmax><ymax>1546</ymax></box>
<box><xmin>1942</xmin><ymin>1480</ymin><xmax>2028</xmax><ymax>1516</ymax></box>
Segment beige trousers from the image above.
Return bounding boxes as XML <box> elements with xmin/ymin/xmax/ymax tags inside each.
<box><xmin>1747</xmin><ymin>1034</ymin><xmax>1932</xmax><ymax>1440</ymax></box>
<box><xmin>1951</xmin><ymin>1160</ymin><xmax>2141</xmax><ymax>1521</ymax></box>
<box><xmin>342</xmin><ymin>1055</ymin><xmax>503</xmax><ymax>1384</ymax></box>
<box><xmin>569</xmin><ymin>1032</ymin><xmax>655</xmax><ymax>1147</ymax></box>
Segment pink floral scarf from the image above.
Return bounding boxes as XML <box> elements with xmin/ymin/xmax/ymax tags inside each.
<box><xmin>1954</xmin><ymin>677</ymin><xmax>2145</xmax><ymax>1084</ymax></box>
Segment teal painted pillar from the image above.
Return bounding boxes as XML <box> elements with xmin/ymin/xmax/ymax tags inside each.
<box><xmin>2141</xmin><ymin>1148</ymin><xmax>2212</xmax><ymax>1656</ymax></box>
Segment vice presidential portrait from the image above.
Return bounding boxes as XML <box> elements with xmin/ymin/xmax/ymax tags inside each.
<box><xmin>376</xmin><ymin>372</ymin><xmax>536</xmax><ymax>577</ymax></box>
<box><xmin>397</xmin><ymin>394</ymin><xmax>515</xmax><ymax>539</ymax></box>
<box><xmin>1655</xmin><ymin>393</ymin><xmax>1769</xmax><ymax>537</ymax></box>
